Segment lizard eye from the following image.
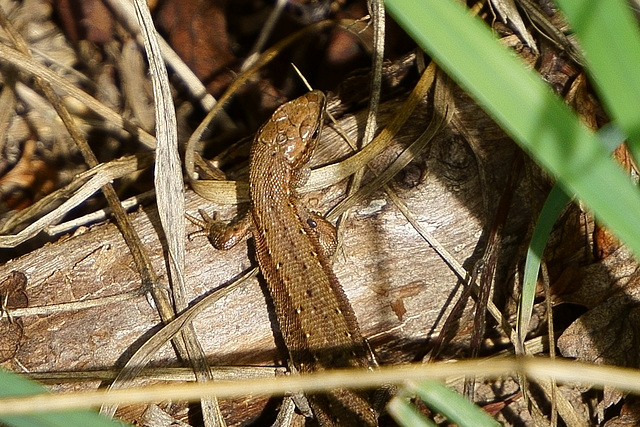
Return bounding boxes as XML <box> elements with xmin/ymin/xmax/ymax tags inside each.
<box><xmin>311</xmin><ymin>127</ymin><xmax>320</xmax><ymax>139</ymax></box>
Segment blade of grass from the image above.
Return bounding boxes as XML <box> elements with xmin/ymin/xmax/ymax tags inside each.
<box><xmin>405</xmin><ymin>380</ymin><xmax>501</xmax><ymax>427</ymax></box>
<box><xmin>0</xmin><ymin>369</ymin><xmax>129</xmax><ymax>427</ymax></box>
<box><xmin>517</xmin><ymin>125</ymin><xmax>627</xmax><ymax>345</ymax></box>
<box><xmin>387</xmin><ymin>396</ymin><xmax>438</xmax><ymax>427</ymax></box>
<box><xmin>517</xmin><ymin>185</ymin><xmax>570</xmax><ymax>346</ymax></box>
<box><xmin>384</xmin><ymin>0</ymin><xmax>640</xmax><ymax>259</ymax></box>
<box><xmin>554</xmin><ymin>0</ymin><xmax>640</xmax><ymax>163</ymax></box>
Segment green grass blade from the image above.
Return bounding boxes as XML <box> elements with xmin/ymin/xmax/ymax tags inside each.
<box><xmin>554</xmin><ymin>0</ymin><xmax>640</xmax><ymax>162</ymax></box>
<box><xmin>384</xmin><ymin>0</ymin><xmax>640</xmax><ymax>259</ymax></box>
<box><xmin>518</xmin><ymin>185</ymin><xmax>570</xmax><ymax>345</ymax></box>
<box><xmin>406</xmin><ymin>380</ymin><xmax>501</xmax><ymax>427</ymax></box>
<box><xmin>387</xmin><ymin>396</ymin><xmax>438</xmax><ymax>427</ymax></box>
<box><xmin>0</xmin><ymin>369</ymin><xmax>129</xmax><ymax>427</ymax></box>
<box><xmin>517</xmin><ymin>126</ymin><xmax>627</xmax><ymax>344</ymax></box>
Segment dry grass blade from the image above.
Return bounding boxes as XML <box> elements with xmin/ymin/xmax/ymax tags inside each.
<box><xmin>239</xmin><ymin>0</ymin><xmax>287</xmax><ymax>72</ymax></box>
<box><xmin>134</xmin><ymin>0</ymin><xmax>184</xmax><ymax>317</ymax></box>
<box><xmin>185</xmin><ymin>19</ymin><xmax>337</xmax><ymax>182</ymax></box>
<box><xmin>0</xmin><ymin>43</ymin><xmax>156</xmax><ymax>149</ymax></box>
<box><xmin>490</xmin><ymin>0</ymin><xmax>538</xmax><ymax>53</ymax></box>
<box><xmin>105</xmin><ymin>2</ymin><xmax>224</xmax><ymax>426</ymax></box>
<box><xmin>4</xmin><ymin>358</ymin><xmax>640</xmax><ymax>416</ymax></box>
<box><xmin>189</xmin><ymin>60</ymin><xmax>435</xmax><ymax>206</ymax></box>
<box><xmin>3</xmin><ymin>289</ymin><xmax>143</xmax><ymax>318</ymax></box>
<box><xmin>27</xmin><ymin>366</ymin><xmax>281</xmax><ymax>384</ymax></box>
<box><xmin>0</xmin><ymin>154</ymin><xmax>152</xmax><ymax>247</ymax></box>
<box><xmin>104</xmin><ymin>0</ymin><xmax>228</xmax><ymax>115</ymax></box>
<box><xmin>328</xmin><ymin>69</ymin><xmax>449</xmax><ymax>220</ymax></box>
<box><xmin>46</xmin><ymin>190</ymin><xmax>156</xmax><ymax>236</ymax></box>
<box><xmin>305</xmin><ymin>61</ymin><xmax>436</xmax><ymax>192</ymax></box>
<box><xmin>102</xmin><ymin>268</ymin><xmax>257</xmax><ymax>419</ymax></box>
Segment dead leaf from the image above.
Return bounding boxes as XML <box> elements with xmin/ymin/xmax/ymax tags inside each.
<box><xmin>557</xmin><ymin>246</ymin><xmax>640</xmax><ymax>412</ymax></box>
<box><xmin>0</xmin><ymin>140</ymin><xmax>57</xmax><ymax>212</ymax></box>
<box><xmin>490</xmin><ymin>0</ymin><xmax>538</xmax><ymax>54</ymax></box>
<box><xmin>154</xmin><ymin>0</ymin><xmax>236</xmax><ymax>95</ymax></box>
<box><xmin>53</xmin><ymin>0</ymin><xmax>114</xmax><ymax>44</ymax></box>
<box><xmin>604</xmin><ymin>396</ymin><xmax>640</xmax><ymax>427</ymax></box>
<box><xmin>558</xmin><ymin>294</ymin><xmax>640</xmax><ymax>367</ymax></box>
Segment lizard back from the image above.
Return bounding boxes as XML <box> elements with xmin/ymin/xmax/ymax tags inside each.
<box><xmin>248</xmin><ymin>91</ymin><xmax>377</xmax><ymax>426</ymax></box>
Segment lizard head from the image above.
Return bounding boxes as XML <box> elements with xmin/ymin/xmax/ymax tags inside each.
<box><xmin>255</xmin><ymin>90</ymin><xmax>326</xmax><ymax>169</ymax></box>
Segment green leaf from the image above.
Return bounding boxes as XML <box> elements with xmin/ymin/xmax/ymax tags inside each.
<box><xmin>518</xmin><ymin>185</ymin><xmax>570</xmax><ymax>344</ymax></box>
<box><xmin>406</xmin><ymin>380</ymin><xmax>501</xmax><ymax>427</ymax></box>
<box><xmin>0</xmin><ymin>369</ymin><xmax>129</xmax><ymax>427</ymax></box>
<box><xmin>517</xmin><ymin>125</ymin><xmax>627</xmax><ymax>343</ymax></box>
<box><xmin>554</xmin><ymin>0</ymin><xmax>640</xmax><ymax>162</ymax></box>
<box><xmin>385</xmin><ymin>0</ymin><xmax>640</xmax><ymax>263</ymax></box>
<box><xmin>387</xmin><ymin>395</ymin><xmax>438</xmax><ymax>427</ymax></box>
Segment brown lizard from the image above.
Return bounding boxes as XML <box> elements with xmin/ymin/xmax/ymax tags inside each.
<box><xmin>191</xmin><ymin>91</ymin><xmax>378</xmax><ymax>426</ymax></box>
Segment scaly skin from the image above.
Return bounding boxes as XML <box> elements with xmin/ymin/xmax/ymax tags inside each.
<box><xmin>201</xmin><ymin>91</ymin><xmax>378</xmax><ymax>426</ymax></box>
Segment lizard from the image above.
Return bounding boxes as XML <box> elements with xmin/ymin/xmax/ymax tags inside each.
<box><xmin>190</xmin><ymin>90</ymin><xmax>379</xmax><ymax>426</ymax></box>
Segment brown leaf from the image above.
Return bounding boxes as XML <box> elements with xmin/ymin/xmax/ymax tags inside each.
<box><xmin>554</xmin><ymin>246</ymin><xmax>640</xmax><ymax>309</ymax></box>
<box><xmin>0</xmin><ymin>140</ymin><xmax>58</xmax><ymax>212</ymax></box>
<box><xmin>154</xmin><ymin>0</ymin><xmax>236</xmax><ymax>95</ymax></box>
<box><xmin>53</xmin><ymin>0</ymin><xmax>114</xmax><ymax>44</ymax></box>
<box><xmin>558</xmin><ymin>295</ymin><xmax>640</xmax><ymax>367</ymax></box>
<box><xmin>594</xmin><ymin>222</ymin><xmax>622</xmax><ymax>261</ymax></box>
<box><xmin>557</xmin><ymin>247</ymin><xmax>640</xmax><ymax>413</ymax></box>
<box><xmin>604</xmin><ymin>396</ymin><xmax>640</xmax><ymax>427</ymax></box>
